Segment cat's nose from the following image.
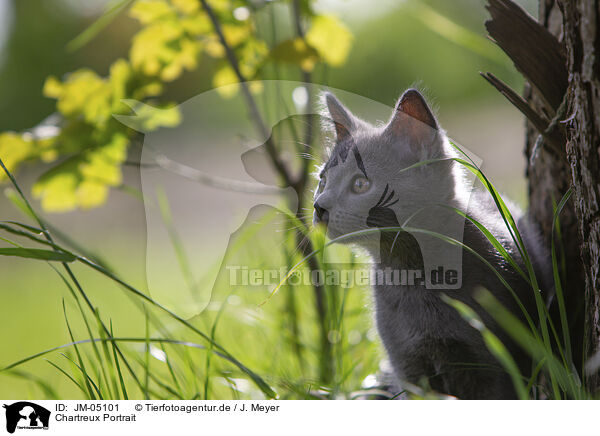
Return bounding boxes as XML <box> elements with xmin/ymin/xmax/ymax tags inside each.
<box><xmin>314</xmin><ymin>202</ymin><xmax>329</xmax><ymax>224</ymax></box>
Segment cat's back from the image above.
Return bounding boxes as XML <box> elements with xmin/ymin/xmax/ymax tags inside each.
<box><xmin>462</xmin><ymin>187</ymin><xmax>552</xmax><ymax>300</ymax></box>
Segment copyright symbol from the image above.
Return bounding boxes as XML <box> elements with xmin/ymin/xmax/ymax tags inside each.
<box><xmin>135</xmin><ymin>404</ymin><xmax>143</xmax><ymax>411</ymax></box>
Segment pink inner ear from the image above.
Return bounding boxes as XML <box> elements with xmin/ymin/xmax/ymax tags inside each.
<box><xmin>333</xmin><ymin>121</ymin><xmax>351</xmax><ymax>142</ymax></box>
<box><xmin>397</xmin><ymin>91</ymin><xmax>437</xmax><ymax>129</ymax></box>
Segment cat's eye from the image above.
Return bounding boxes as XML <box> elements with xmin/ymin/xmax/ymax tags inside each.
<box><xmin>351</xmin><ymin>176</ymin><xmax>370</xmax><ymax>194</ymax></box>
<box><xmin>317</xmin><ymin>175</ymin><xmax>326</xmax><ymax>193</ymax></box>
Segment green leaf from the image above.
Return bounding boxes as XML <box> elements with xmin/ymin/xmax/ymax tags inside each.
<box><xmin>108</xmin><ymin>59</ymin><xmax>134</xmax><ymax>110</ymax></box>
<box><xmin>116</xmin><ymin>100</ymin><xmax>181</xmax><ymax>132</ymax></box>
<box><xmin>0</xmin><ymin>247</ymin><xmax>76</xmax><ymax>262</ymax></box>
<box><xmin>238</xmin><ymin>38</ymin><xmax>269</xmax><ymax>78</ymax></box>
<box><xmin>0</xmin><ymin>133</ymin><xmax>34</xmax><ymax>181</ymax></box>
<box><xmin>32</xmin><ymin>132</ymin><xmax>129</xmax><ymax>212</ymax></box>
<box><xmin>181</xmin><ymin>13</ymin><xmax>212</xmax><ymax>35</ymax></box>
<box><xmin>33</xmin><ymin>158</ymin><xmax>80</xmax><ymax>212</ymax></box>
<box><xmin>130</xmin><ymin>0</ymin><xmax>175</xmax><ymax>25</ymax></box>
<box><xmin>306</xmin><ymin>15</ymin><xmax>353</xmax><ymax>67</ymax></box>
<box><xmin>212</xmin><ymin>64</ymin><xmax>239</xmax><ymax>97</ymax></box>
<box><xmin>79</xmin><ymin>132</ymin><xmax>128</xmax><ymax>186</ymax></box>
<box><xmin>44</xmin><ymin>70</ymin><xmax>114</xmax><ymax>126</ymax></box>
<box><xmin>161</xmin><ymin>37</ymin><xmax>199</xmax><ymax>81</ymax></box>
<box><xmin>270</xmin><ymin>38</ymin><xmax>319</xmax><ymax>72</ymax></box>
<box><xmin>171</xmin><ymin>0</ymin><xmax>200</xmax><ymax>14</ymax></box>
<box><xmin>130</xmin><ymin>20</ymin><xmax>199</xmax><ymax>81</ymax></box>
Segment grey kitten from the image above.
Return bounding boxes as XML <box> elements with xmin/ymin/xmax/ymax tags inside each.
<box><xmin>313</xmin><ymin>89</ymin><xmax>550</xmax><ymax>399</ymax></box>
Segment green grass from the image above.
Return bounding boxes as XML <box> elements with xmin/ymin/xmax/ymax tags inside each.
<box><xmin>0</xmin><ymin>236</ymin><xmax>383</xmax><ymax>399</ymax></box>
<box><xmin>0</xmin><ymin>156</ymin><xmax>382</xmax><ymax>399</ymax></box>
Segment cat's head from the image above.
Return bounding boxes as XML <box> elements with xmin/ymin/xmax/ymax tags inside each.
<box><xmin>313</xmin><ymin>89</ymin><xmax>459</xmax><ymax>247</ymax></box>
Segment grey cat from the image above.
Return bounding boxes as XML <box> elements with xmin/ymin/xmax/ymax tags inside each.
<box><xmin>312</xmin><ymin>89</ymin><xmax>551</xmax><ymax>399</ymax></box>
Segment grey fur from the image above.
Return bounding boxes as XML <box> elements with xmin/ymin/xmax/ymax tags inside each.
<box><xmin>313</xmin><ymin>89</ymin><xmax>551</xmax><ymax>399</ymax></box>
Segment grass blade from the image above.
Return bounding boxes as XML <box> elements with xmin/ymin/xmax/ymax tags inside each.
<box><xmin>45</xmin><ymin>360</ymin><xmax>88</xmax><ymax>397</ymax></box>
<box><xmin>110</xmin><ymin>321</ymin><xmax>129</xmax><ymax>400</ymax></box>
<box><xmin>0</xmin><ymin>247</ymin><xmax>75</xmax><ymax>261</ymax></box>
<box><xmin>60</xmin><ymin>353</ymin><xmax>103</xmax><ymax>400</ymax></box>
<box><xmin>62</xmin><ymin>300</ymin><xmax>96</xmax><ymax>399</ymax></box>
<box><xmin>550</xmin><ymin>188</ymin><xmax>574</xmax><ymax>370</ymax></box>
<box><xmin>66</xmin><ymin>0</ymin><xmax>134</xmax><ymax>52</ymax></box>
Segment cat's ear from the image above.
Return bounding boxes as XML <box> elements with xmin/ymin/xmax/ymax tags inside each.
<box><xmin>322</xmin><ymin>92</ymin><xmax>355</xmax><ymax>143</ymax></box>
<box><xmin>386</xmin><ymin>89</ymin><xmax>438</xmax><ymax>151</ymax></box>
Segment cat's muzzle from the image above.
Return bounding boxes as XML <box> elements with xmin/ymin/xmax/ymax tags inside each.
<box><xmin>313</xmin><ymin>202</ymin><xmax>329</xmax><ymax>226</ymax></box>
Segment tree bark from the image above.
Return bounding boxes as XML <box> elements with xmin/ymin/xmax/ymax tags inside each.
<box><xmin>522</xmin><ymin>0</ymin><xmax>588</xmax><ymax>381</ymax></box>
<box><xmin>485</xmin><ymin>0</ymin><xmax>600</xmax><ymax>391</ymax></box>
<box><xmin>560</xmin><ymin>0</ymin><xmax>600</xmax><ymax>389</ymax></box>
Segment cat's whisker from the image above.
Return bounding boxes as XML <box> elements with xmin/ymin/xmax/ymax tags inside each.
<box><xmin>275</xmin><ymin>138</ymin><xmax>317</xmax><ymax>150</ymax></box>
<box><xmin>277</xmin><ymin>223</ymin><xmax>310</xmax><ymax>233</ymax></box>
<box><xmin>290</xmin><ymin>230</ymin><xmax>315</xmax><ymax>259</ymax></box>
<box><xmin>284</xmin><ymin>117</ymin><xmax>319</xmax><ymax>131</ymax></box>
<box><xmin>294</xmin><ymin>140</ymin><xmax>316</xmax><ymax>150</ymax></box>
<box><xmin>296</xmin><ymin>152</ymin><xmax>317</xmax><ymax>162</ymax></box>
<box><xmin>293</xmin><ymin>211</ymin><xmax>314</xmax><ymax>220</ymax></box>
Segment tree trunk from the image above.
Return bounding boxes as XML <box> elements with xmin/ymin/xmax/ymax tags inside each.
<box><xmin>560</xmin><ymin>0</ymin><xmax>600</xmax><ymax>389</ymax></box>
<box><xmin>522</xmin><ymin>0</ymin><xmax>587</xmax><ymax>377</ymax></box>
<box><xmin>521</xmin><ymin>0</ymin><xmax>589</xmax><ymax>381</ymax></box>
<box><xmin>485</xmin><ymin>0</ymin><xmax>600</xmax><ymax>391</ymax></box>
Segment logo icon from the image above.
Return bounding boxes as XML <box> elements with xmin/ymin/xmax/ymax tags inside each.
<box><xmin>3</xmin><ymin>402</ymin><xmax>50</xmax><ymax>434</ymax></box>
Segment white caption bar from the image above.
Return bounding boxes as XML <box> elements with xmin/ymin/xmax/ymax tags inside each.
<box><xmin>0</xmin><ymin>400</ymin><xmax>596</xmax><ymax>435</ymax></box>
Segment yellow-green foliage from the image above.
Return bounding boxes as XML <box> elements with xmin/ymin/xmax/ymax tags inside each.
<box><xmin>0</xmin><ymin>0</ymin><xmax>354</xmax><ymax>213</ymax></box>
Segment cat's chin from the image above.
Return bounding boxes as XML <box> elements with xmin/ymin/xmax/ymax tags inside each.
<box><xmin>327</xmin><ymin>229</ymin><xmax>376</xmax><ymax>246</ymax></box>
<box><xmin>323</xmin><ymin>227</ymin><xmax>351</xmax><ymax>243</ymax></box>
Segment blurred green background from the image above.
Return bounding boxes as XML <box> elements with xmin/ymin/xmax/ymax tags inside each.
<box><xmin>0</xmin><ymin>0</ymin><xmax>537</xmax><ymax>399</ymax></box>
